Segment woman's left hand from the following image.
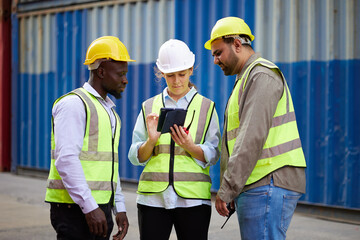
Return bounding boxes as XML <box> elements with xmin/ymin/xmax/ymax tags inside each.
<box><xmin>170</xmin><ymin>124</ymin><xmax>195</xmax><ymax>151</ymax></box>
<box><xmin>170</xmin><ymin>124</ymin><xmax>205</xmax><ymax>162</ymax></box>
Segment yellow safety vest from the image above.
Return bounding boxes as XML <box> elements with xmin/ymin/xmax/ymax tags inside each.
<box><xmin>226</xmin><ymin>57</ymin><xmax>306</xmax><ymax>185</ymax></box>
<box><xmin>137</xmin><ymin>92</ymin><xmax>215</xmax><ymax>199</ymax></box>
<box><xmin>45</xmin><ymin>88</ymin><xmax>120</xmax><ymax>204</ymax></box>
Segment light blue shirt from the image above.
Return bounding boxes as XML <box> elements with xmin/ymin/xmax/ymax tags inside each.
<box><xmin>128</xmin><ymin>87</ymin><xmax>221</xmax><ymax>209</ymax></box>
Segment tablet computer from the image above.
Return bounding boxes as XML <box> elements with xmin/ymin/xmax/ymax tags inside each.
<box><xmin>157</xmin><ymin>108</ymin><xmax>187</xmax><ymax>133</ymax></box>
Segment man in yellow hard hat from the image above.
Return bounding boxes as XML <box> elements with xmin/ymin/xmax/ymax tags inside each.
<box><xmin>205</xmin><ymin>17</ymin><xmax>306</xmax><ymax>239</ymax></box>
<box><xmin>45</xmin><ymin>36</ymin><xmax>135</xmax><ymax>240</ymax></box>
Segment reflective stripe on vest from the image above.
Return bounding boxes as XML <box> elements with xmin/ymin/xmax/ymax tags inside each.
<box><xmin>226</xmin><ymin>58</ymin><xmax>306</xmax><ymax>185</ymax></box>
<box><xmin>137</xmin><ymin>92</ymin><xmax>214</xmax><ymax>199</ymax></box>
<box><xmin>45</xmin><ymin>88</ymin><xmax>120</xmax><ymax>204</ymax></box>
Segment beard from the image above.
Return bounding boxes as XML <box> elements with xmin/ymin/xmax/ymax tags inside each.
<box><xmin>221</xmin><ymin>48</ymin><xmax>239</xmax><ymax>76</ymax></box>
<box><xmin>222</xmin><ymin>66</ymin><xmax>233</xmax><ymax>76</ymax></box>
<box><xmin>110</xmin><ymin>91</ymin><xmax>122</xmax><ymax>99</ymax></box>
<box><xmin>107</xmin><ymin>88</ymin><xmax>122</xmax><ymax>99</ymax></box>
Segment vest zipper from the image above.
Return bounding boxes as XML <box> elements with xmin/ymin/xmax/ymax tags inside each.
<box><xmin>169</xmin><ymin>93</ymin><xmax>197</xmax><ymax>187</ymax></box>
<box><xmin>110</xmin><ymin>136</ymin><xmax>115</xmax><ymax>204</ymax></box>
<box><xmin>99</xmin><ymin>100</ymin><xmax>116</xmax><ymax>204</ymax></box>
<box><xmin>224</xmin><ymin>77</ymin><xmax>240</xmax><ymax>156</ymax></box>
<box><xmin>169</xmin><ymin>139</ymin><xmax>175</xmax><ymax>185</ymax></box>
<box><xmin>109</xmin><ymin>109</ymin><xmax>116</xmax><ymax>205</ymax></box>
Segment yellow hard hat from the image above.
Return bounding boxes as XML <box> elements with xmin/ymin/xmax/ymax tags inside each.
<box><xmin>84</xmin><ymin>36</ymin><xmax>135</xmax><ymax>65</ymax></box>
<box><xmin>204</xmin><ymin>17</ymin><xmax>255</xmax><ymax>50</ymax></box>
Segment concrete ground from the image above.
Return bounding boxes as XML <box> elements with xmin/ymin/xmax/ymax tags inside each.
<box><xmin>0</xmin><ymin>172</ymin><xmax>359</xmax><ymax>240</ymax></box>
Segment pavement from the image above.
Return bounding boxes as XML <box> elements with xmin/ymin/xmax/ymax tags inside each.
<box><xmin>0</xmin><ymin>172</ymin><xmax>359</xmax><ymax>240</ymax></box>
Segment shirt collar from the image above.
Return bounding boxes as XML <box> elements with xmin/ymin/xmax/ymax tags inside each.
<box><xmin>83</xmin><ymin>82</ymin><xmax>116</xmax><ymax>108</ymax></box>
<box><xmin>162</xmin><ymin>86</ymin><xmax>197</xmax><ymax>103</ymax></box>
<box><xmin>236</xmin><ymin>52</ymin><xmax>262</xmax><ymax>82</ymax></box>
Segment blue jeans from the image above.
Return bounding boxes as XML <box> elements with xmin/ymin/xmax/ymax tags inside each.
<box><xmin>234</xmin><ymin>179</ymin><xmax>301</xmax><ymax>240</ymax></box>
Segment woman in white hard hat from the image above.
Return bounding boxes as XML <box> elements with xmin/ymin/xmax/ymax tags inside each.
<box><xmin>128</xmin><ymin>39</ymin><xmax>221</xmax><ymax>240</ymax></box>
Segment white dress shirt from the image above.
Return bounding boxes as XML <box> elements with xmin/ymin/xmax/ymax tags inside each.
<box><xmin>52</xmin><ymin>82</ymin><xmax>126</xmax><ymax>214</ymax></box>
<box><xmin>128</xmin><ymin>87</ymin><xmax>221</xmax><ymax>209</ymax></box>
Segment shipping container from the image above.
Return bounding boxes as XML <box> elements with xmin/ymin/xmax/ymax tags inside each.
<box><xmin>174</xmin><ymin>0</ymin><xmax>360</xmax><ymax>210</ymax></box>
<box><xmin>11</xmin><ymin>0</ymin><xmax>175</xmax><ymax>181</ymax></box>
<box><xmin>0</xmin><ymin>0</ymin><xmax>11</xmax><ymax>172</ymax></box>
<box><xmin>10</xmin><ymin>0</ymin><xmax>360</xmax><ymax>212</ymax></box>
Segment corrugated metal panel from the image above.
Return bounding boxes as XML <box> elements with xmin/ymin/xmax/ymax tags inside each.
<box><xmin>11</xmin><ymin>0</ymin><xmax>175</xmax><ymax>182</ymax></box>
<box><xmin>17</xmin><ymin>0</ymin><xmax>98</xmax><ymax>12</ymax></box>
<box><xmin>255</xmin><ymin>0</ymin><xmax>360</xmax><ymax>62</ymax></box>
<box><xmin>174</xmin><ymin>0</ymin><xmax>359</xmax><ymax>209</ymax></box>
<box><xmin>254</xmin><ymin>0</ymin><xmax>360</xmax><ymax>209</ymax></box>
<box><xmin>0</xmin><ymin>0</ymin><xmax>11</xmax><ymax>171</ymax></box>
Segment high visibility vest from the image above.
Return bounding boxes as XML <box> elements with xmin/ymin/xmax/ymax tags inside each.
<box><xmin>137</xmin><ymin>92</ymin><xmax>215</xmax><ymax>199</ymax></box>
<box><xmin>226</xmin><ymin>58</ymin><xmax>306</xmax><ymax>185</ymax></box>
<box><xmin>45</xmin><ymin>88</ymin><xmax>120</xmax><ymax>204</ymax></box>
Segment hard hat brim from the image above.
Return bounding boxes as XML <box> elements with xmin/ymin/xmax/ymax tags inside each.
<box><xmin>84</xmin><ymin>57</ymin><xmax>136</xmax><ymax>65</ymax></box>
<box><xmin>204</xmin><ymin>39</ymin><xmax>213</xmax><ymax>50</ymax></box>
<box><xmin>157</xmin><ymin>64</ymin><xmax>194</xmax><ymax>74</ymax></box>
<box><xmin>204</xmin><ymin>34</ymin><xmax>255</xmax><ymax>50</ymax></box>
<box><xmin>156</xmin><ymin>57</ymin><xmax>194</xmax><ymax>74</ymax></box>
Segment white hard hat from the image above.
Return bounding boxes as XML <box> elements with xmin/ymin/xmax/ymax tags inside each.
<box><xmin>156</xmin><ymin>39</ymin><xmax>195</xmax><ymax>73</ymax></box>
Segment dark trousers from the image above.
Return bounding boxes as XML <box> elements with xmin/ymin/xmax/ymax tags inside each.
<box><xmin>50</xmin><ymin>203</ymin><xmax>114</xmax><ymax>240</ymax></box>
<box><xmin>137</xmin><ymin>204</ymin><xmax>211</xmax><ymax>240</ymax></box>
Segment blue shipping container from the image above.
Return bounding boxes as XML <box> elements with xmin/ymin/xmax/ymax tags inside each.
<box><xmin>11</xmin><ymin>0</ymin><xmax>360</xmax><ymax>210</ymax></box>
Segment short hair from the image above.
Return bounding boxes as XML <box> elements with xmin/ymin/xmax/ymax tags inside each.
<box><xmin>223</xmin><ymin>35</ymin><xmax>253</xmax><ymax>49</ymax></box>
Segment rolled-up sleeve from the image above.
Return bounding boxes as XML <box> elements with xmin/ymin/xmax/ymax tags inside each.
<box><xmin>196</xmin><ymin>108</ymin><xmax>221</xmax><ymax>168</ymax></box>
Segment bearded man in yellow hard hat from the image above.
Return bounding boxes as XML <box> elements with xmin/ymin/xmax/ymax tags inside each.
<box><xmin>45</xmin><ymin>36</ymin><xmax>135</xmax><ymax>240</ymax></box>
<box><xmin>205</xmin><ymin>17</ymin><xmax>306</xmax><ymax>240</ymax></box>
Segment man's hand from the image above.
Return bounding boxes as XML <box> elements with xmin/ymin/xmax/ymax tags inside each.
<box><xmin>113</xmin><ymin>212</ymin><xmax>129</xmax><ymax>240</ymax></box>
<box><xmin>85</xmin><ymin>207</ymin><xmax>108</xmax><ymax>237</ymax></box>
<box><xmin>215</xmin><ymin>194</ymin><xmax>229</xmax><ymax>217</ymax></box>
